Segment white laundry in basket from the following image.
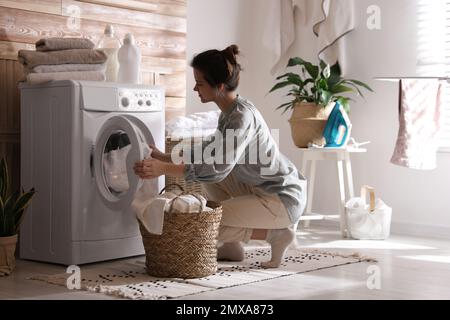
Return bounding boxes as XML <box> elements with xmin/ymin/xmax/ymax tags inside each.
<box><xmin>345</xmin><ymin>185</ymin><xmax>392</xmax><ymax>240</ymax></box>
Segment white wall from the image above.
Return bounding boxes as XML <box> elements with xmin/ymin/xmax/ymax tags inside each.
<box><xmin>187</xmin><ymin>0</ymin><xmax>450</xmax><ymax>238</ymax></box>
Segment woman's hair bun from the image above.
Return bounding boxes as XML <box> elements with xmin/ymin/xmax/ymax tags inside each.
<box><xmin>226</xmin><ymin>44</ymin><xmax>239</xmax><ymax>55</ymax></box>
<box><xmin>222</xmin><ymin>44</ymin><xmax>239</xmax><ymax>65</ymax></box>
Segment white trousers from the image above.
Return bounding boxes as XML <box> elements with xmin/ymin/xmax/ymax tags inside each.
<box><xmin>202</xmin><ymin>173</ymin><xmax>292</xmax><ymax>243</ymax></box>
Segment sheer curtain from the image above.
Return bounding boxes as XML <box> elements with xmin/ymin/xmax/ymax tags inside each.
<box><xmin>416</xmin><ymin>0</ymin><xmax>450</xmax><ymax>151</ymax></box>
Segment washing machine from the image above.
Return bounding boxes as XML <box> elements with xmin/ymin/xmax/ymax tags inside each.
<box><xmin>19</xmin><ymin>80</ymin><xmax>165</xmax><ymax>265</ymax></box>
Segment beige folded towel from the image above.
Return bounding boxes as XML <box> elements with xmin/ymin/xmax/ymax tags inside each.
<box><xmin>24</xmin><ymin>63</ymin><xmax>106</xmax><ymax>75</ymax></box>
<box><xmin>36</xmin><ymin>37</ymin><xmax>95</xmax><ymax>51</ymax></box>
<box><xmin>18</xmin><ymin>49</ymin><xmax>107</xmax><ymax>69</ymax></box>
<box><xmin>26</xmin><ymin>71</ymin><xmax>105</xmax><ymax>84</ymax></box>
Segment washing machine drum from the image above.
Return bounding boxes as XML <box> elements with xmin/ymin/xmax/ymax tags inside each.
<box><xmin>94</xmin><ymin>115</ymin><xmax>153</xmax><ymax>207</ymax></box>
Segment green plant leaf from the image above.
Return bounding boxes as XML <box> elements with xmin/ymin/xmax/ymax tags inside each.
<box><xmin>276</xmin><ymin>72</ymin><xmax>298</xmax><ymax>81</ymax></box>
<box><xmin>320</xmin><ymin>90</ymin><xmax>332</xmax><ymax>106</ymax></box>
<box><xmin>341</xmin><ymin>80</ymin><xmax>366</xmax><ymax>98</ymax></box>
<box><xmin>287</xmin><ymin>57</ymin><xmax>319</xmax><ymax>79</ymax></box>
<box><xmin>3</xmin><ymin>190</ymin><xmax>18</xmax><ymax>219</ymax></box>
<box><xmin>0</xmin><ymin>196</ymin><xmax>4</xmax><ymax>236</ymax></box>
<box><xmin>0</xmin><ymin>158</ymin><xmax>8</xmax><ymax>201</ymax></box>
<box><xmin>12</xmin><ymin>189</ymin><xmax>35</xmax><ymax>219</ymax></box>
<box><xmin>286</xmin><ymin>74</ymin><xmax>304</xmax><ymax>87</ymax></box>
<box><xmin>275</xmin><ymin>102</ymin><xmax>293</xmax><ymax>111</ymax></box>
<box><xmin>330</xmin><ymin>84</ymin><xmax>354</xmax><ymax>95</ymax></box>
<box><xmin>269</xmin><ymin>81</ymin><xmax>292</xmax><ymax>93</ymax></box>
<box><xmin>327</xmin><ymin>62</ymin><xmax>342</xmax><ymax>87</ymax></box>
<box><xmin>337</xmin><ymin>97</ymin><xmax>351</xmax><ymax>114</ymax></box>
<box><xmin>13</xmin><ymin>189</ymin><xmax>35</xmax><ymax>233</ymax></box>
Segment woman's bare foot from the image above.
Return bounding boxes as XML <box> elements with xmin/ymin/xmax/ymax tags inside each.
<box><xmin>261</xmin><ymin>228</ymin><xmax>295</xmax><ymax>268</ymax></box>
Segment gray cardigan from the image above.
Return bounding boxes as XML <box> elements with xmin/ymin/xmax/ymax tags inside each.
<box><xmin>184</xmin><ymin>95</ymin><xmax>307</xmax><ymax>223</ymax></box>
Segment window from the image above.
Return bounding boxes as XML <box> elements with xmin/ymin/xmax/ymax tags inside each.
<box><xmin>417</xmin><ymin>0</ymin><xmax>450</xmax><ymax>152</ymax></box>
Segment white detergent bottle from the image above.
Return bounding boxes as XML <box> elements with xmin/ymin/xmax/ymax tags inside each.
<box><xmin>97</xmin><ymin>24</ymin><xmax>121</xmax><ymax>82</ymax></box>
<box><xmin>118</xmin><ymin>33</ymin><xmax>141</xmax><ymax>84</ymax></box>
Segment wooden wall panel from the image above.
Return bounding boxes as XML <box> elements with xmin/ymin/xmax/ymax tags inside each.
<box><xmin>0</xmin><ymin>59</ymin><xmax>23</xmax><ymax>194</ymax></box>
<box><xmin>80</xmin><ymin>0</ymin><xmax>186</xmax><ymax>17</ymax></box>
<box><xmin>0</xmin><ymin>0</ymin><xmax>61</xmax><ymax>15</ymax></box>
<box><xmin>0</xmin><ymin>59</ymin><xmax>22</xmax><ymax>134</ymax></box>
<box><xmin>158</xmin><ymin>72</ymin><xmax>185</xmax><ymax>97</ymax></box>
<box><xmin>0</xmin><ymin>40</ymin><xmax>34</xmax><ymax>60</ymax></box>
<box><xmin>0</xmin><ymin>141</ymin><xmax>20</xmax><ymax>195</ymax></box>
<box><xmin>165</xmin><ymin>96</ymin><xmax>185</xmax><ymax>119</ymax></box>
<box><xmin>0</xmin><ymin>7</ymin><xmax>186</xmax><ymax>59</ymax></box>
<box><xmin>62</xmin><ymin>0</ymin><xmax>186</xmax><ymax>33</ymax></box>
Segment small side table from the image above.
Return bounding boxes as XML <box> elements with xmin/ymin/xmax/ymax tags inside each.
<box><xmin>296</xmin><ymin>147</ymin><xmax>367</xmax><ymax>238</ymax></box>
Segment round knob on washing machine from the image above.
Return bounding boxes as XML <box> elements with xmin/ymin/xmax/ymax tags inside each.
<box><xmin>146</xmin><ymin>100</ymin><xmax>152</xmax><ymax>107</ymax></box>
<box><xmin>138</xmin><ymin>100</ymin><xmax>144</xmax><ymax>106</ymax></box>
<box><xmin>121</xmin><ymin>97</ymin><xmax>130</xmax><ymax>107</ymax></box>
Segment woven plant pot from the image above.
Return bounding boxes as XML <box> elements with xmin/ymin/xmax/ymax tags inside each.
<box><xmin>288</xmin><ymin>102</ymin><xmax>334</xmax><ymax>148</ymax></box>
<box><xmin>0</xmin><ymin>234</ymin><xmax>18</xmax><ymax>276</ymax></box>
<box><xmin>140</xmin><ymin>185</ymin><xmax>222</xmax><ymax>279</ymax></box>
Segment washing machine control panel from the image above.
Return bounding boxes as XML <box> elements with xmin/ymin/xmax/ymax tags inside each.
<box><xmin>118</xmin><ymin>88</ymin><xmax>163</xmax><ymax>112</ymax></box>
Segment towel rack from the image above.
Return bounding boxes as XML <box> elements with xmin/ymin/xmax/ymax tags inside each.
<box><xmin>373</xmin><ymin>76</ymin><xmax>450</xmax><ymax>82</ymax></box>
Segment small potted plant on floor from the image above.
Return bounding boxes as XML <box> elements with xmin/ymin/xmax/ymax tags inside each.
<box><xmin>0</xmin><ymin>158</ymin><xmax>35</xmax><ymax>276</ymax></box>
<box><xmin>269</xmin><ymin>57</ymin><xmax>373</xmax><ymax>148</ymax></box>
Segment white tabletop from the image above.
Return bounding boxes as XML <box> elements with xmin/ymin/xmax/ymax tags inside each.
<box><xmin>297</xmin><ymin>147</ymin><xmax>367</xmax><ymax>153</ymax></box>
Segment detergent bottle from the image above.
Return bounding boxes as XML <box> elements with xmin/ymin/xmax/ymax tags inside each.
<box><xmin>118</xmin><ymin>33</ymin><xmax>141</xmax><ymax>84</ymax></box>
<box><xmin>97</xmin><ymin>24</ymin><xmax>121</xmax><ymax>82</ymax></box>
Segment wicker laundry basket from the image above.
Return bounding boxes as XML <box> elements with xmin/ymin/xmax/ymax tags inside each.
<box><xmin>165</xmin><ymin>136</ymin><xmax>204</xmax><ymax>195</ymax></box>
<box><xmin>139</xmin><ymin>184</ymin><xmax>222</xmax><ymax>279</ymax></box>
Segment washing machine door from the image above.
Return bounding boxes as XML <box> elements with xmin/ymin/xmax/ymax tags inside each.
<box><xmin>93</xmin><ymin>115</ymin><xmax>154</xmax><ymax>208</ymax></box>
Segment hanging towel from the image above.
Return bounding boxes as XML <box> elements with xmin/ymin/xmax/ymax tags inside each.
<box><xmin>18</xmin><ymin>49</ymin><xmax>107</xmax><ymax>69</ymax></box>
<box><xmin>312</xmin><ymin>0</ymin><xmax>355</xmax><ymax>73</ymax></box>
<box><xmin>262</xmin><ymin>0</ymin><xmax>295</xmax><ymax>74</ymax></box>
<box><xmin>35</xmin><ymin>37</ymin><xmax>95</xmax><ymax>52</ymax></box>
<box><xmin>26</xmin><ymin>71</ymin><xmax>105</xmax><ymax>84</ymax></box>
<box><xmin>390</xmin><ymin>79</ymin><xmax>444</xmax><ymax>170</ymax></box>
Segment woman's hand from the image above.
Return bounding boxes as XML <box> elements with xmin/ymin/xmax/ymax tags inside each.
<box><xmin>134</xmin><ymin>158</ymin><xmax>167</xmax><ymax>179</ymax></box>
<box><xmin>149</xmin><ymin>144</ymin><xmax>169</xmax><ymax>162</ymax></box>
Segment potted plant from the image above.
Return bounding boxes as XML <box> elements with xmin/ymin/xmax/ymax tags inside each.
<box><xmin>269</xmin><ymin>57</ymin><xmax>373</xmax><ymax>148</ymax></box>
<box><xmin>0</xmin><ymin>158</ymin><xmax>35</xmax><ymax>276</ymax></box>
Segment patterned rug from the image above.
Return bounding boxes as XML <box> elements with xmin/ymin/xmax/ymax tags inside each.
<box><xmin>29</xmin><ymin>248</ymin><xmax>376</xmax><ymax>300</ymax></box>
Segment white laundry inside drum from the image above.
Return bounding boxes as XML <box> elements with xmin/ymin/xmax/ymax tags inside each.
<box><xmin>102</xmin><ymin>128</ymin><xmax>151</xmax><ymax>195</ymax></box>
<box><xmin>103</xmin><ymin>131</ymin><xmax>132</xmax><ymax>194</ymax></box>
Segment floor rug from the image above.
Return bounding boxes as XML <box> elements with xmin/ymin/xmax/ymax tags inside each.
<box><xmin>29</xmin><ymin>248</ymin><xmax>376</xmax><ymax>300</ymax></box>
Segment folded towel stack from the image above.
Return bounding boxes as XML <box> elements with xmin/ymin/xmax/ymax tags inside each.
<box><xmin>18</xmin><ymin>37</ymin><xmax>108</xmax><ymax>84</ymax></box>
